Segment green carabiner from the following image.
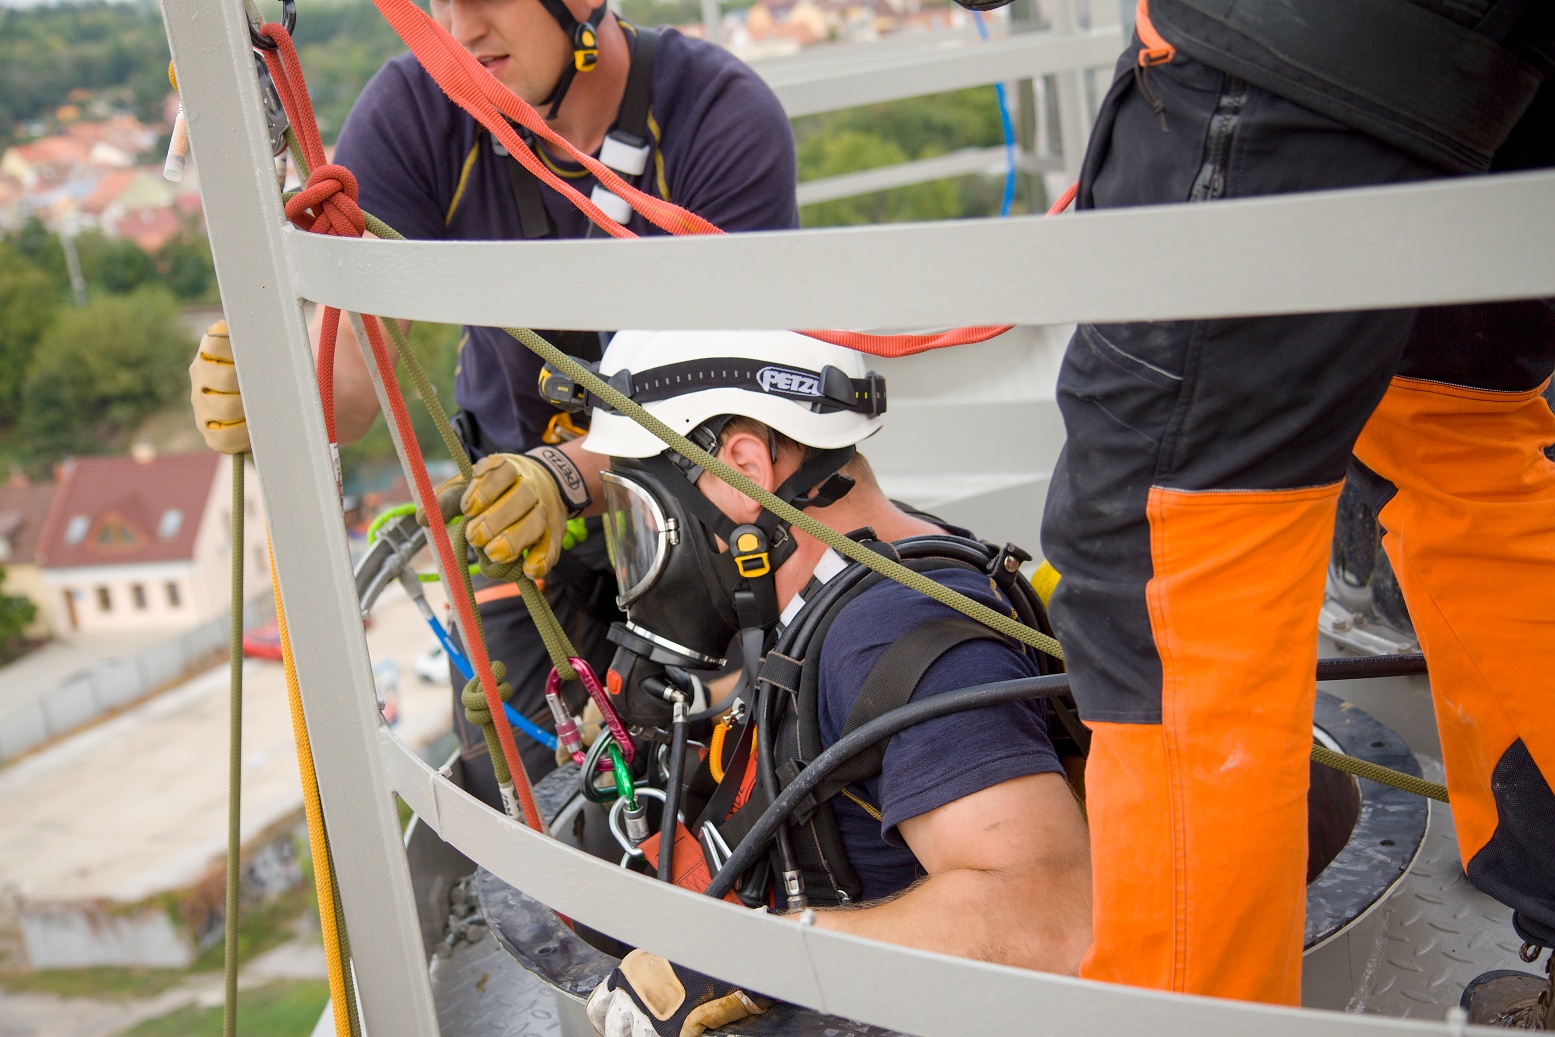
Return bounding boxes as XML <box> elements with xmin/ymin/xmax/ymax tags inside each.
<box><xmin>608</xmin><ymin>743</ymin><xmax>636</xmax><ymax>809</ymax></box>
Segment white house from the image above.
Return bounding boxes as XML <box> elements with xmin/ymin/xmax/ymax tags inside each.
<box><xmin>35</xmin><ymin>448</ymin><xmax>268</xmax><ymax>634</ymax></box>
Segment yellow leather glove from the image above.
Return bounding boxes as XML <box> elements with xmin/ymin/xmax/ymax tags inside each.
<box><xmin>586</xmin><ymin>949</ymin><xmax>769</xmax><ymax>1037</ymax></box>
<box><xmin>189</xmin><ymin>321</ymin><xmax>249</xmax><ymax>454</ymax></box>
<box><xmin>462</xmin><ymin>447</ymin><xmax>588</xmax><ymax>580</ymax></box>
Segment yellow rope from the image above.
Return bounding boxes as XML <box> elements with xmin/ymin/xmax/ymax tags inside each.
<box><xmin>268</xmin><ymin>545</ymin><xmax>359</xmax><ymax>1036</ymax></box>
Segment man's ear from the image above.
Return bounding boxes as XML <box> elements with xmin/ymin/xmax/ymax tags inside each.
<box><xmin>705</xmin><ymin>431</ymin><xmax>775</xmax><ymax>525</ymax></box>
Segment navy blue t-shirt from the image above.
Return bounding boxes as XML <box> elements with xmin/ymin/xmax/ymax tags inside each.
<box><xmin>816</xmin><ymin>568</ymin><xmax>1064</xmax><ymax>902</ymax></box>
<box><xmin>332</xmin><ymin>27</ymin><xmax>799</xmax><ymax>454</ymax></box>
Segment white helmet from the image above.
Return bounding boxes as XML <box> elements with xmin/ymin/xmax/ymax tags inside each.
<box><xmin>581</xmin><ymin>330</ymin><xmax>886</xmax><ymax>459</ymax></box>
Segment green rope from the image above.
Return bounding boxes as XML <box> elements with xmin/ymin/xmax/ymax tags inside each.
<box><xmin>1311</xmin><ymin>743</ymin><xmax>1449</xmax><ymax>802</ymax></box>
<box><xmin>379</xmin><ymin>313</ymin><xmax>471</xmax><ymax>481</ymax></box>
<box><xmin>324</xmin><ymin>844</ymin><xmax>362</xmax><ymax>1037</ymax></box>
<box><xmin>224</xmin><ymin>455</ymin><xmax>244</xmax><ymax>1037</ymax></box>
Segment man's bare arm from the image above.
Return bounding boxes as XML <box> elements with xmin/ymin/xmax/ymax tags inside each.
<box><xmin>809</xmin><ymin>772</ymin><xmax>1092</xmax><ymax>974</ymax></box>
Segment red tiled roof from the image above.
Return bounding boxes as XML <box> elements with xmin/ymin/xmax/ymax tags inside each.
<box><xmin>36</xmin><ymin>452</ymin><xmax>220</xmax><ymax>569</ymax></box>
<box><xmin>0</xmin><ymin>483</ymin><xmax>58</xmax><ymax>565</ymax></box>
<box><xmin>111</xmin><ymin>205</ymin><xmax>182</xmax><ymax>253</ymax></box>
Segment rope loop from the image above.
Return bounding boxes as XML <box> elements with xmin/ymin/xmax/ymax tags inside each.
<box><xmin>286</xmin><ymin>163</ymin><xmax>366</xmax><ymax>237</ymax></box>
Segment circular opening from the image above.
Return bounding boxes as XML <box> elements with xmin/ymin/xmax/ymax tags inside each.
<box><xmin>1381</xmin><ymin>839</ymin><xmax>1395</xmax><ymax>847</ymax></box>
<box><xmin>1307</xmin><ymin>740</ymin><xmax>1363</xmax><ymax>882</ymax></box>
<box><xmin>1370</xmin><ymin>740</ymin><xmax>1387</xmax><ymax>748</ymax></box>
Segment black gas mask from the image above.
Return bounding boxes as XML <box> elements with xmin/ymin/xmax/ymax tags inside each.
<box><xmin>600</xmin><ymin>436</ymin><xmax>857</xmax><ymax>728</ymax></box>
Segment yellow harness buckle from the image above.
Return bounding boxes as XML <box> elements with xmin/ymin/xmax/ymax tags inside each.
<box><xmin>733</xmin><ymin>530</ymin><xmax>771</xmax><ymax>578</ymax></box>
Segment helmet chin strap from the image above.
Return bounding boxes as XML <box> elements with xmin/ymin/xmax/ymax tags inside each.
<box><xmin>536</xmin><ymin>0</ymin><xmax>606</xmax><ymax>120</ymax></box>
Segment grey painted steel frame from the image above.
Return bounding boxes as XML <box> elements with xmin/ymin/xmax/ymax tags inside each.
<box><xmin>287</xmin><ymin>169</ymin><xmax>1555</xmax><ymax>331</ymax></box>
<box><xmin>159</xmin><ymin>2</ymin><xmax>440</xmax><ymax>1034</ymax></box>
<box><xmin>752</xmin><ymin>27</ymin><xmax>1125</xmax><ymax>116</ymax></box>
<box><xmin>378</xmin><ymin>725</ymin><xmax>1486</xmax><ymax>1037</ymax></box>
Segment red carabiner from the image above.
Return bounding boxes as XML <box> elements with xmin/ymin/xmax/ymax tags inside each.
<box><xmin>546</xmin><ymin>658</ymin><xmax>635</xmax><ymax>767</ymax></box>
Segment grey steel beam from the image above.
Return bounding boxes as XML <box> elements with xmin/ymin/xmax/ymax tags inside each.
<box><xmin>796</xmin><ymin>147</ymin><xmax>1056</xmax><ymax>206</ymax></box>
<box><xmin>379</xmin><ymin>729</ymin><xmax>1469</xmax><ymax>1037</ymax></box>
<box><xmin>160</xmin><ymin>1</ymin><xmax>439</xmax><ymax>1033</ymax></box>
<box><xmin>752</xmin><ymin>29</ymin><xmax>1126</xmax><ymax>116</ymax></box>
<box><xmin>286</xmin><ymin>169</ymin><xmax>1555</xmax><ymax>331</ymax></box>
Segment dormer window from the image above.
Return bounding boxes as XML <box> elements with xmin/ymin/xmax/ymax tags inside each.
<box><xmin>158</xmin><ymin>509</ymin><xmax>183</xmax><ymax>539</ymax></box>
<box><xmin>95</xmin><ymin>520</ymin><xmax>138</xmax><ymax>549</ymax></box>
<box><xmin>65</xmin><ymin>515</ymin><xmax>89</xmax><ymax>544</ymax></box>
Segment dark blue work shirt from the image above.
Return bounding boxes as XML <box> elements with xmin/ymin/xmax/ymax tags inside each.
<box><xmin>817</xmin><ymin>567</ymin><xmax>1064</xmax><ymax>902</ymax></box>
<box><xmin>332</xmin><ymin>28</ymin><xmax>799</xmax><ymax>454</ymax></box>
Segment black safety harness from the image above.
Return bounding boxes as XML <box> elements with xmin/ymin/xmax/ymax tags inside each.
<box><xmin>500</xmin><ymin>21</ymin><xmax>662</xmax><ymax>241</ymax></box>
<box><xmin>685</xmin><ymin>532</ymin><xmax>1085</xmax><ymax>908</ymax></box>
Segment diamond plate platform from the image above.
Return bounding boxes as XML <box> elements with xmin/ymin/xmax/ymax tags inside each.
<box><xmin>1344</xmin><ymin>762</ymin><xmax>1530</xmax><ymax>1018</ymax></box>
<box><xmin>431</xmin><ymin>912</ymin><xmax>563</xmax><ymax>1037</ymax></box>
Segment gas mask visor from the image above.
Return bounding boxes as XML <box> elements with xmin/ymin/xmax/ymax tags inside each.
<box><xmin>600</xmin><ymin>469</ymin><xmax>677</xmax><ymax>608</ymax></box>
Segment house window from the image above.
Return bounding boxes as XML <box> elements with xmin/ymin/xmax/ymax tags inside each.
<box><xmin>157</xmin><ymin>509</ymin><xmax>183</xmax><ymax>539</ymax></box>
<box><xmin>131</xmin><ymin>584</ymin><xmax>147</xmax><ymax>609</ymax></box>
<box><xmin>96</xmin><ymin>521</ymin><xmax>138</xmax><ymax>549</ymax></box>
<box><xmin>65</xmin><ymin>515</ymin><xmax>90</xmax><ymax>544</ymax></box>
<box><xmin>166</xmin><ymin>582</ymin><xmax>181</xmax><ymax>608</ymax></box>
<box><xmin>96</xmin><ymin>586</ymin><xmax>111</xmax><ymax>612</ymax></box>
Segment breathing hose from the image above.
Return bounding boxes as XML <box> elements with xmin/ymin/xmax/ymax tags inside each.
<box><xmin>659</xmin><ymin>697</ymin><xmax>688</xmax><ymax>884</ymax></box>
<box><xmin>705</xmin><ymin>674</ymin><xmax>1074</xmax><ymax>900</ymax></box>
<box><xmin>1315</xmin><ymin>653</ymin><xmax>1427</xmax><ymax>681</ymax></box>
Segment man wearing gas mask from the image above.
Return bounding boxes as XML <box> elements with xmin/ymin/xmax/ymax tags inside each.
<box><xmin>572</xmin><ymin>330</ymin><xmax>1092</xmax><ymax>1037</ymax></box>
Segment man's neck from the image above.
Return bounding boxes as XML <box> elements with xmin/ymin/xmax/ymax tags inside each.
<box><xmin>542</xmin><ymin>12</ymin><xmax>630</xmax><ymax>158</ymax></box>
<box><xmin>774</xmin><ymin>483</ymin><xmax>943</xmax><ymax>610</ymax></box>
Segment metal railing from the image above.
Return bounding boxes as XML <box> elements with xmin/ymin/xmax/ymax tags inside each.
<box><xmin>0</xmin><ymin>595</ymin><xmax>274</xmax><ymax>763</ymax></box>
<box><xmin>159</xmin><ymin>2</ymin><xmax>1555</xmax><ymax>1035</ymax></box>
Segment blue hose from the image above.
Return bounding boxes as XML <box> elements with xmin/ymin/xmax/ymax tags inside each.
<box><xmin>972</xmin><ymin>10</ymin><xmax>1019</xmax><ymax>218</ymax></box>
<box><xmin>418</xmin><ymin>608</ymin><xmax>560</xmax><ymax>750</ymax></box>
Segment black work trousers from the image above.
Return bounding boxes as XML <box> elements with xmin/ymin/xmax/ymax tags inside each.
<box><xmin>1039</xmin><ymin>40</ymin><xmax>1555</xmax><ymax>1002</ymax></box>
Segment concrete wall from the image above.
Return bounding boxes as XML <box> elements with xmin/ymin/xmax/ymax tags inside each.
<box><xmin>15</xmin><ymin>816</ymin><xmax>305</xmax><ymax>971</ymax></box>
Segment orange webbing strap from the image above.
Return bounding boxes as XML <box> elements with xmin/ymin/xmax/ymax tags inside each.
<box><xmin>260</xmin><ymin>25</ymin><xmax>544</xmax><ymax>833</ymax></box>
<box><xmin>352</xmin><ymin>1</ymin><xmax>1082</xmax><ymax>359</ymax></box>
<box><xmin>373</xmin><ymin>0</ymin><xmax>717</xmax><ymax>239</ymax></box>
<box><xmin>1136</xmin><ymin>0</ymin><xmax>1177</xmax><ymax>65</ymax></box>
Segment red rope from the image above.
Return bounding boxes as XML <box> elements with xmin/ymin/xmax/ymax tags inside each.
<box><xmin>259</xmin><ymin>25</ymin><xmax>544</xmax><ymax>834</ymax></box>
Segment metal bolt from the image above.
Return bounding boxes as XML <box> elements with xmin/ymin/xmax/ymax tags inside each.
<box><xmin>1003</xmin><ymin>556</ymin><xmax>1020</xmax><ymax>572</ymax></box>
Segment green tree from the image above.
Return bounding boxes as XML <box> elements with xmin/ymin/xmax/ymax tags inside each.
<box><xmin>0</xmin><ymin>243</ymin><xmax>63</xmax><ymax>425</ymax></box>
<box><xmin>798</xmin><ymin>130</ymin><xmax>961</xmax><ymax>227</ymax></box>
<box><xmin>0</xmin><ymin>566</ymin><xmax>39</xmax><ymax>656</ymax></box>
<box><xmin>155</xmin><ymin>230</ymin><xmax>217</xmax><ymax>302</ymax></box>
<box><xmin>7</xmin><ymin>219</ymin><xmax>68</xmax><ymax>292</ymax></box>
<box><xmin>20</xmin><ymin>287</ymin><xmax>192</xmax><ymax>460</ymax></box>
<box><xmin>339</xmin><ymin>321</ymin><xmax>462</xmax><ymax>475</ymax></box>
<box><xmin>75</xmin><ymin>230</ymin><xmax>157</xmax><ymax>297</ymax></box>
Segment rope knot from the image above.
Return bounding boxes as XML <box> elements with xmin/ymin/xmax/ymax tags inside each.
<box><xmin>462</xmin><ymin>659</ymin><xmax>514</xmax><ymax>729</ymax></box>
<box><xmin>286</xmin><ymin>163</ymin><xmax>365</xmax><ymax>237</ymax></box>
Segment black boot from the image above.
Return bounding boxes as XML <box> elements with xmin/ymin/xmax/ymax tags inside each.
<box><xmin>1461</xmin><ymin>947</ymin><xmax>1555</xmax><ymax>1029</ymax></box>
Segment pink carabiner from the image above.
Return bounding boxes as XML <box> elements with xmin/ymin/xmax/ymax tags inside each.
<box><xmin>546</xmin><ymin>658</ymin><xmax>635</xmax><ymax>767</ymax></box>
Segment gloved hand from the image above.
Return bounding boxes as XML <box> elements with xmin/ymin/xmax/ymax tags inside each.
<box><xmin>586</xmin><ymin>949</ymin><xmax>768</xmax><ymax>1037</ymax></box>
<box><xmin>462</xmin><ymin>446</ymin><xmax>588</xmax><ymax>580</ymax></box>
<box><xmin>189</xmin><ymin>321</ymin><xmax>249</xmax><ymax>454</ymax></box>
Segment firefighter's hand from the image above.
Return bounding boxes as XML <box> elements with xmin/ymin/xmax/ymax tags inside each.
<box><xmin>462</xmin><ymin>449</ymin><xmax>582</xmax><ymax>580</ymax></box>
<box><xmin>586</xmin><ymin>950</ymin><xmax>768</xmax><ymax>1037</ymax></box>
<box><xmin>189</xmin><ymin>321</ymin><xmax>250</xmax><ymax>454</ymax></box>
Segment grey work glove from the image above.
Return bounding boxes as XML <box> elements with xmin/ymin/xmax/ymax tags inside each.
<box><xmin>461</xmin><ymin>447</ymin><xmax>588</xmax><ymax>580</ymax></box>
<box><xmin>189</xmin><ymin>321</ymin><xmax>249</xmax><ymax>454</ymax></box>
<box><xmin>586</xmin><ymin>949</ymin><xmax>769</xmax><ymax>1037</ymax></box>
